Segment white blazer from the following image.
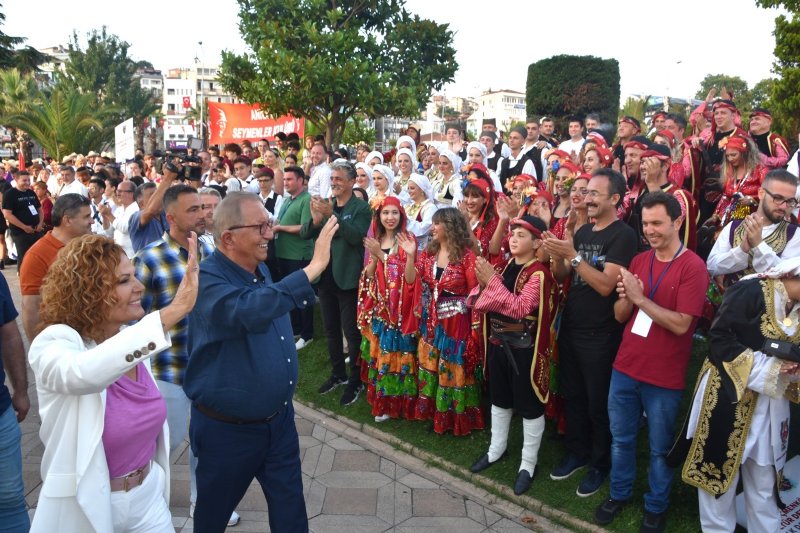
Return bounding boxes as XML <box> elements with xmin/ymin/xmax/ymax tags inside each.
<box><xmin>28</xmin><ymin>311</ymin><xmax>172</xmax><ymax>533</ymax></box>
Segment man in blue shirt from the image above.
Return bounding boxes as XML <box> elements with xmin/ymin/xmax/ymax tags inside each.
<box><xmin>0</xmin><ymin>273</ymin><xmax>31</xmax><ymax>531</ymax></box>
<box><xmin>186</xmin><ymin>192</ymin><xmax>338</xmax><ymax>533</ymax></box>
<box><xmin>129</xmin><ymin>167</ymin><xmax>176</xmax><ymax>253</ymax></box>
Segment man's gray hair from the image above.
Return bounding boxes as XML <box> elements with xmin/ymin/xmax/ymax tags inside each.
<box><xmin>198</xmin><ymin>187</ymin><xmax>222</xmax><ymax>200</ymax></box>
<box><xmin>212</xmin><ymin>191</ymin><xmax>262</xmax><ymax>246</ymax></box>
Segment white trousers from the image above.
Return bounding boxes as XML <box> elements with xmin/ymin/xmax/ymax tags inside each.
<box><xmin>698</xmin><ymin>458</ymin><xmax>779</xmax><ymax>533</ymax></box>
<box><xmin>110</xmin><ymin>462</ymin><xmax>173</xmax><ymax>533</ymax></box>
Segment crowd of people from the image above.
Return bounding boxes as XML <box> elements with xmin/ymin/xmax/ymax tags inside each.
<box><xmin>2</xmin><ymin>95</ymin><xmax>800</xmax><ymax>533</ymax></box>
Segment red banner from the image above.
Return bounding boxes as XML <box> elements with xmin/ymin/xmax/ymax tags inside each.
<box><xmin>207</xmin><ymin>102</ymin><xmax>304</xmax><ymax>145</ymax></box>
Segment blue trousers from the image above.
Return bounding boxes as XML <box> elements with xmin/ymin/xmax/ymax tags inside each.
<box><xmin>608</xmin><ymin>369</ymin><xmax>683</xmax><ymax>513</ymax></box>
<box><xmin>190</xmin><ymin>403</ymin><xmax>307</xmax><ymax>533</ymax></box>
<box><xmin>0</xmin><ymin>405</ymin><xmax>29</xmax><ymax>532</ymax></box>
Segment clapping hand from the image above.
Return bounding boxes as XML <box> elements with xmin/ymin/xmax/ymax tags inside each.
<box><xmin>619</xmin><ymin>268</ymin><xmax>645</xmax><ymax>306</ymax></box>
<box><xmin>363</xmin><ymin>236</ymin><xmax>383</xmax><ymax>260</ymax></box>
<box><xmin>397</xmin><ymin>232</ymin><xmax>417</xmax><ymax>257</ymax></box>
<box><xmin>475</xmin><ymin>256</ymin><xmax>496</xmax><ymax>287</ymax></box>
<box><xmin>496</xmin><ymin>194</ymin><xmax>518</xmax><ymax>222</ymax></box>
<box><xmin>542</xmin><ymin>231</ymin><xmax>577</xmax><ymax>261</ymax></box>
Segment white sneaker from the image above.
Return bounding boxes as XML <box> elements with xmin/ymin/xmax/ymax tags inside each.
<box><xmin>374</xmin><ymin>414</ymin><xmax>391</xmax><ymax>422</ymax></box>
<box><xmin>295</xmin><ymin>338</ymin><xmax>313</xmax><ymax>350</ymax></box>
<box><xmin>189</xmin><ymin>503</ymin><xmax>240</xmax><ymax>527</ymax></box>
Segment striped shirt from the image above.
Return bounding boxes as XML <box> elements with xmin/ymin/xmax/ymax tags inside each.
<box><xmin>134</xmin><ymin>232</ymin><xmax>214</xmax><ymax>384</ymax></box>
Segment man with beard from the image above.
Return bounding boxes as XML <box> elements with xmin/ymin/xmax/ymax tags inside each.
<box><xmin>707</xmin><ymin>169</ymin><xmax>800</xmax><ymax>285</ymax></box>
<box><xmin>748</xmin><ymin>108</ymin><xmax>790</xmax><ymax>171</ymax></box>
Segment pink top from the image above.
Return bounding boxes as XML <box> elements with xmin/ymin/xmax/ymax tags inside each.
<box><xmin>102</xmin><ymin>363</ymin><xmax>167</xmax><ymax>478</ymax></box>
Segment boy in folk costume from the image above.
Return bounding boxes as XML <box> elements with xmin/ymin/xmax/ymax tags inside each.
<box><xmin>468</xmin><ymin>215</ymin><xmax>559</xmax><ymax>495</ymax></box>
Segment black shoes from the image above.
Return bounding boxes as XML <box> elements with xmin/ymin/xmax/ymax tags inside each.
<box><xmin>339</xmin><ymin>382</ymin><xmax>363</xmax><ymax>406</ymax></box>
<box><xmin>594</xmin><ymin>498</ymin><xmax>628</xmax><ymax>525</ymax></box>
<box><xmin>513</xmin><ymin>468</ymin><xmax>536</xmax><ymax>495</ymax></box>
<box><xmin>318</xmin><ymin>375</ymin><xmax>347</xmax><ymax>394</ymax></box>
<box><xmin>470</xmin><ymin>451</ymin><xmax>507</xmax><ymax>473</ymax></box>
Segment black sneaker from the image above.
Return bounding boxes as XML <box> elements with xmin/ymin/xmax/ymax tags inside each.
<box><xmin>594</xmin><ymin>498</ymin><xmax>628</xmax><ymax>525</ymax></box>
<box><xmin>339</xmin><ymin>382</ymin><xmax>363</xmax><ymax>406</ymax></box>
<box><xmin>550</xmin><ymin>454</ymin><xmax>588</xmax><ymax>480</ymax></box>
<box><xmin>577</xmin><ymin>467</ymin><xmax>607</xmax><ymax>497</ymax></box>
<box><xmin>639</xmin><ymin>510</ymin><xmax>667</xmax><ymax>533</ymax></box>
<box><xmin>318</xmin><ymin>375</ymin><xmax>347</xmax><ymax>394</ymax></box>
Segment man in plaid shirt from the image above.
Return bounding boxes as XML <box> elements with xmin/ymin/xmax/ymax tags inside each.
<box><xmin>135</xmin><ymin>183</ymin><xmax>241</xmax><ymax>525</ymax></box>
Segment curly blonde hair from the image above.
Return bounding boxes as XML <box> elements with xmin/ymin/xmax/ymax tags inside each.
<box><xmin>426</xmin><ymin>207</ymin><xmax>474</xmax><ymax>262</ymax></box>
<box><xmin>39</xmin><ymin>235</ymin><xmax>126</xmax><ymax>340</ymax></box>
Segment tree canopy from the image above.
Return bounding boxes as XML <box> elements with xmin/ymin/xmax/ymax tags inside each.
<box><xmin>0</xmin><ymin>4</ymin><xmax>49</xmax><ymax>73</ymax></box>
<box><xmin>526</xmin><ymin>55</ymin><xmax>620</xmax><ymax>123</ymax></box>
<box><xmin>58</xmin><ymin>27</ymin><xmax>159</xmax><ymax>150</ymax></box>
<box><xmin>218</xmin><ymin>0</ymin><xmax>458</xmax><ymax>146</ymax></box>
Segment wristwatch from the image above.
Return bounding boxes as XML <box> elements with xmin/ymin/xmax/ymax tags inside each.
<box><xmin>570</xmin><ymin>254</ymin><xmax>583</xmax><ymax>268</ymax></box>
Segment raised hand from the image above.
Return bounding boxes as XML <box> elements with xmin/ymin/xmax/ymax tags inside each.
<box><xmin>397</xmin><ymin>232</ymin><xmax>417</xmax><ymax>256</ymax></box>
<box><xmin>363</xmin><ymin>236</ymin><xmax>384</xmax><ymax>260</ymax></box>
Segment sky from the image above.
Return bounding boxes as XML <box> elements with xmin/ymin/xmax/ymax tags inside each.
<box><xmin>5</xmin><ymin>0</ymin><xmax>784</xmax><ymax>101</ymax></box>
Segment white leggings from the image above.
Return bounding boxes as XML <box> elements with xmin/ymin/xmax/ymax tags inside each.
<box><xmin>698</xmin><ymin>458</ymin><xmax>779</xmax><ymax>533</ymax></box>
<box><xmin>110</xmin><ymin>462</ymin><xmax>173</xmax><ymax>533</ymax></box>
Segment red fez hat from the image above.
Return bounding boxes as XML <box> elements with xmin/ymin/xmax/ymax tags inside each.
<box><xmin>513</xmin><ymin>173</ymin><xmax>536</xmax><ymax>185</ymax></box>
<box><xmin>532</xmin><ymin>189</ymin><xmax>555</xmax><ymax>206</ymax></box>
<box><xmin>510</xmin><ymin>217</ymin><xmax>544</xmax><ymax>239</ymax></box>
<box><xmin>549</xmin><ymin>149</ymin><xmax>570</xmax><ymax>160</ymax></box>
<box><xmin>751</xmin><ymin>108</ymin><xmax>773</xmax><ymax>120</ymax></box>
<box><xmin>624</xmin><ymin>139</ymin><xmax>649</xmax><ymax>151</ymax></box>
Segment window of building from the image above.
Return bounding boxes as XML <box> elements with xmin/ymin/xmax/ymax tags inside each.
<box><xmin>167</xmin><ymin>88</ymin><xmax>175</xmax><ymax>95</ymax></box>
<box><xmin>168</xmin><ymin>103</ymin><xmax>175</xmax><ymax>112</ymax></box>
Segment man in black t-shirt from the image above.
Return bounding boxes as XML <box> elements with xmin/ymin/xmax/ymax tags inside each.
<box><xmin>543</xmin><ymin>169</ymin><xmax>637</xmax><ymax>499</ymax></box>
<box><xmin>1</xmin><ymin>171</ymin><xmax>42</xmax><ymax>271</ymax></box>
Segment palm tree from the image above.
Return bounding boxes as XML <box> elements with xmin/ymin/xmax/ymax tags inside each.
<box><xmin>121</xmin><ymin>87</ymin><xmax>161</xmax><ymax>151</ymax></box>
<box><xmin>2</xmin><ymin>84</ymin><xmax>109</xmax><ymax>161</ymax></box>
<box><xmin>0</xmin><ymin>68</ymin><xmax>38</xmax><ymax>161</ymax></box>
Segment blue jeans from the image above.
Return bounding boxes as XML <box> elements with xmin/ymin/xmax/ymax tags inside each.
<box><xmin>608</xmin><ymin>369</ymin><xmax>682</xmax><ymax>514</ymax></box>
<box><xmin>0</xmin><ymin>405</ymin><xmax>29</xmax><ymax>532</ymax></box>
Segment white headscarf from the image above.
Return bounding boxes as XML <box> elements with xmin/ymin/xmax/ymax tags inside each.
<box><xmin>408</xmin><ymin>173</ymin><xmax>433</xmax><ymax>201</ymax></box>
<box><xmin>366</xmin><ymin>151</ymin><xmax>384</xmax><ymax>166</ymax></box>
<box><xmin>372</xmin><ymin>164</ymin><xmax>395</xmax><ymax>194</ymax></box>
<box><xmin>438</xmin><ymin>148</ymin><xmax>462</xmax><ymax>178</ymax></box>
<box><xmin>395</xmin><ymin>135</ymin><xmax>417</xmax><ymax>157</ymax></box>
<box><xmin>396</xmin><ymin>148</ymin><xmax>416</xmax><ymax>174</ymax></box>
<box><xmin>355</xmin><ymin>162</ymin><xmax>375</xmax><ymax>197</ymax></box>
<box><xmin>466</xmin><ymin>141</ymin><xmax>488</xmax><ymax>165</ymax></box>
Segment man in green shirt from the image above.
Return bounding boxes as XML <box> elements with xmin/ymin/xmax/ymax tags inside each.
<box><xmin>274</xmin><ymin>166</ymin><xmax>314</xmax><ymax>349</ymax></box>
<box><xmin>300</xmin><ymin>161</ymin><xmax>371</xmax><ymax>406</ymax></box>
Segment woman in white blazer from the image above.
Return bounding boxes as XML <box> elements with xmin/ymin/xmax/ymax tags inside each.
<box><xmin>27</xmin><ymin>234</ymin><xmax>199</xmax><ymax>533</ymax></box>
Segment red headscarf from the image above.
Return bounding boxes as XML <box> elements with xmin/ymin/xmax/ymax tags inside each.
<box><xmin>371</xmin><ymin>195</ymin><xmax>408</xmax><ymax>237</ymax></box>
<box><xmin>722</xmin><ymin>135</ymin><xmax>749</xmax><ymax>154</ymax></box>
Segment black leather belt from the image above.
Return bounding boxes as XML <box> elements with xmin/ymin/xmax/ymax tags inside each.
<box><xmin>194</xmin><ymin>403</ymin><xmax>280</xmax><ymax>425</ymax></box>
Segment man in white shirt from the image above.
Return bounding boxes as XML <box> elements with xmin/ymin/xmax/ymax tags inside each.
<box><xmin>307</xmin><ymin>143</ymin><xmax>332</xmax><ymax>198</ymax></box>
<box><xmin>558</xmin><ymin>117</ymin><xmax>586</xmax><ymax>160</ymax></box>
<box><xmin>707</xmin><ymin>169</ymin><xmax>800</xmax><ymax>282</ymax></box>
<box><xmin>496</xmin><ymin>126</ymin><xmax>536</xmax><ymax>190</ymax></box>
<box><xmin>55</xmin><ymin>165</ymin><xmax>88</xmax><ymax>197</ymax></box>
<box><xmin>228</xmin><ymin>157</ymin><xmax>259</xmax><ymax>193</ymax></box>
<box><xmin>87</xmin><ymin>177</ymin><xmax>112</xmax><ymax>236</ymax></box>
<box><xmin>100</xmin><ymin>180</ymin><xmax>139</xmax><ymax>258</ymax></box>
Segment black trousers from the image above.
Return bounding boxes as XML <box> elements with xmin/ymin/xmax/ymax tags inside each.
<box><xmin>277</xmin><ymin>258</ymin><xmax>314</xmax><ymax>341</ymax></box>
<box><xmin>317</xmin><ymin>280</ymin><xmax>360</xmax><ymax>384</ymax></box>
<box><xmin>11</xmin><ymin>230</ymin><xmax>41</xmax><ymax>272</ymax></box>
<box><xmin>487</xmin><ymin>342</ymin><xmax>544</xmax><ymax>420</ymax></box>
<box><xmin>558</xmin><ymin>325</ymin><xmax>622</xmax><ymax>472</ymax></box>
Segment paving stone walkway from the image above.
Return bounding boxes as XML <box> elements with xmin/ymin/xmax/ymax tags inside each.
<box><xmin>6</xmin><ymin>270</ymin><xmax>574</xmax><ymax>532</ymax></box>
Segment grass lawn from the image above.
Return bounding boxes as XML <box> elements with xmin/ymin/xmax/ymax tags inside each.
<box><xmin>294</xmin><ymin>308</ymin><xmax>707</xmax><ymax>532</ymax></box>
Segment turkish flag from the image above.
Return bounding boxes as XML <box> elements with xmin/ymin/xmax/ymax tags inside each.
<box><xmin>182</xmin><ymin>96</ymin><xmax>191</xmax><ymax>109</ymax></box>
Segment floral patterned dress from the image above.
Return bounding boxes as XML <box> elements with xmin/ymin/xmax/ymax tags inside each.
<box><xmin>408</xmin><ymin>248</ymin><xmax>484</xmax><ymax>435</ymax></box>
<box><xmin>357</xmin><ymin>239</ymin><xmax>418</xmax><ymax>419</ymax></box>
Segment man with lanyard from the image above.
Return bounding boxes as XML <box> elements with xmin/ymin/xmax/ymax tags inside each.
<box><xmin>627</xmin><ymin>144</ymin><xmax>697</xmax><ymax>252</ymax></box>
<box><xmin>543</xmin><ymin>169</ymin><xmax>638</xmax><ymax>498</ymax></box>
<box><xmin>595</xmin><ymin>192</ymin><xmax>708</xmax><ymax>532</ymax></box>
<box><xmin>683</xmin><ymin>99</ymin><xmax>748</xmax><ymax>221</ymax></box>
<box><xmin>707</xmin><ymin>169</ymin><xmax>800</xmax><ymax>286</ymax></box>
<box><xmin>749</xmin><ymin>108</ymin><xmax>790</xmax><ymax>171</ymax></box>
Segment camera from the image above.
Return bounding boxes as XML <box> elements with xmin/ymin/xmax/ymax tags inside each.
<box><xmin>154</xmin><ymin>151</ymin><xmax>203</xmax><ymax>181</ymax></box>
